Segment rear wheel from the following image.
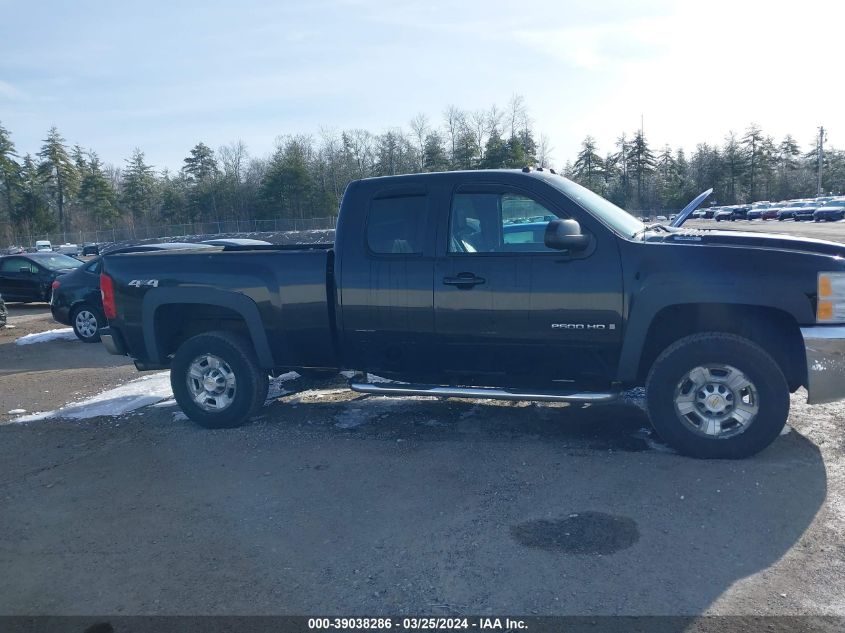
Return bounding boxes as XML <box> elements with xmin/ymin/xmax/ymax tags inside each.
<box><xmin>171</xmin><ymin>331</ymin><xmax>269</xmax><ymax>429</ymax></box>
<box><xmin>646</xmin><ymin>333</ymin><xmax>789</xmax><ymax>459</ymax></box>
<box><xmin>71</xmin><ymin>304</ymin><xmax>103</xmax><ymax>343</ymax></box>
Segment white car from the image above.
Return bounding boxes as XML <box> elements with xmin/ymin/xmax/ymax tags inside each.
<box><xmin>35</xmin><ymin>240</ymin><xmax>52</xmax><ymax>252</ymax></box>
<box><xmin>56</xmin><ymin>243</ymin><xmax>80</xmax><ymax>255</ymax></box>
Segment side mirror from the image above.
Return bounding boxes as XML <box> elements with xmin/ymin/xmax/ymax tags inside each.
<box><xmin>544</xmin><ymin>219</ymin><xmax>590</xmax><ymax>252</ymax></box>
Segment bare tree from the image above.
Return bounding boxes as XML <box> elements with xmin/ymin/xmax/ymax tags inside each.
<box><xmin>409</xmin><ymin>113</ymin><xmax>429</xmax><ymax>171</ymax></box>
<box><xmin>443</xmin><ymin>106</ymin><xmax>465</xmax><ymax>165</ymax></box>
<box><xmin>536</xmin><ymin>134</ymin><xmax>554</xmax><ymax>168</ymax></box>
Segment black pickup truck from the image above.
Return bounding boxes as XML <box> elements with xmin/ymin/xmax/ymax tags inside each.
<box><xmin>100</xmin><ymin>169</ymin><xmax>845</xmax><ymax>458</ymax></box>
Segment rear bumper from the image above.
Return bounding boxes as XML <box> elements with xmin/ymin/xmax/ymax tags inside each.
<box><xmin>801</xmin><ymin>326</ymin><xmax>845</xmax><ymax>404</ymax></box>
<box><xmin>100</xmin><ymin>327</ymin><xmax>126</xmax><ymax>356</ymax></box>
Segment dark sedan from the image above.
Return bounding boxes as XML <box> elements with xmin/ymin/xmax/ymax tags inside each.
<box><xmin>51</xmin><ymin>242</ymin><xmax>213</xmax><ymax>342</ymax></box>
<box><xmin>0</xmin><ymin>253</ymin><xmax>83</xmax><ymax>303</ymax></box>
<box><xmin>794</xmin><ymin>202</ymin><xmax>822</xmax><ymax>221</ymax></box>
<box><xmin>813</xmin><ymin>199</ymin><xmax>845</xmax><ymax>222</ymax></box>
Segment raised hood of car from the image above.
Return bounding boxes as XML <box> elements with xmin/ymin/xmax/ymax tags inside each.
<box><xmin>647</xmin><ymin>228</ymin><xmax>845</xmax><ymax>258</ymax></box>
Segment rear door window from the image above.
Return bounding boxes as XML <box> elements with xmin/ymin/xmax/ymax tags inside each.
<box><xmin>367</xmin><ymin>195</ymin><xmax>427</xmax><ymax>255</ymax></box>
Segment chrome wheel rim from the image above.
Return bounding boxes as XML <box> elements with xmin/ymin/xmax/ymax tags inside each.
<box><xmin>75</xmin><ymin>310</ymin><xmax>98</xmax><ymax>338</ymax></box>
<box><xmin>674</xmin><ymin>364</ymin><xmax>759</xmax><ymax>439</ymax></box>
<box><xmin>187</xmin><ymin>354</ymin><xmax>237</xmax><ymax>412</ymax></box>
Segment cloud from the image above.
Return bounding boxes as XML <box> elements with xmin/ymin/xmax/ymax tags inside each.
<box><xmin>0</xmin><ymin>79</ymin><xmax>27</xmax><ymax>101</ymax></box>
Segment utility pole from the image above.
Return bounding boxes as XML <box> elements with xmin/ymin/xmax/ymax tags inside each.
<box><xmin>817</xmin><ymin>126</ymin><xmax>826</xmax><ymax>196</ymax></box>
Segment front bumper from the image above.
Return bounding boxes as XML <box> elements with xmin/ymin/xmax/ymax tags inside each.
<box><xmin>801</xmin><ymin>326</ymin><xmax>845</xmax><ymax>404</ymax></box>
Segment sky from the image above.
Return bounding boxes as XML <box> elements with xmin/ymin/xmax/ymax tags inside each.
<box><xmin>1</xmin><ymin>0</ymin><xmax>842</xmax><ymax>171</ymax></box>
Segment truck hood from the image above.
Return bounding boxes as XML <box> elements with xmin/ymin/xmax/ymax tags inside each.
<box><xmin>647</xmin><ymin>228</ymin><xmax>845</xmax><ymax>258</ymax></box>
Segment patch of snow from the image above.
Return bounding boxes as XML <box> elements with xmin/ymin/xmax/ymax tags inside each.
<box><xmin>13</xmin><ymin>372</ymin><xmax>172</xmax><ymax>422</ymax></box>
<box><xmin>7</xmin><ymin>409</ymin><xmax>26</xmax><ymax>414</ymax></box>
<box><xmin>172</xmin><ymin>411</ymin><xmax>189</xmax><ymax>422</ymax></box>
<box><xmin>15</xmin><ymin>328</ymin><xmax>77</xmax><ymax>345</ymax></box>
<box><xmin>267</xmin><ymin>371</ymin><xmax>300</xmax><ymax>401</ymax></box>
<box><xmin>4</xmin><ymin>324</ymin><xmax>15</xmax><ymax>329</ymax></box>
<box><xmin>780</xmin><ymin>424</ymin><xmax>792</xmax><ymax>436</ymax></box>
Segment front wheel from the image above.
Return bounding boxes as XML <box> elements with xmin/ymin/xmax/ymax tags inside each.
<box><xmin>171</xmin><ymin>331</ymin><xmax>269</xmax><ymax>429</ymax></box>
<box><xmin>646</xmin><ymin>333</ymin><xmax>789</xmax><ymax>459</ymax></box>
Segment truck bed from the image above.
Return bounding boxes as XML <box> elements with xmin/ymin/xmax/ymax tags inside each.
<box><xmin>102</xmin><ymin>245</ymin><xmax>337</xmax><ymax>370</ymax></box>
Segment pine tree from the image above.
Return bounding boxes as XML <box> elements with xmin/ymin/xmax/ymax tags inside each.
<box><xmin>79</xmin><ymin>152</ymin><xmax>119</xmax><ymax>226</ymax></box>
<box><xmin>480</xmin><ymin>130</ymin><xmax>508</xmax><ymax>169</ymax></box>
<box><xmin>18</xmin><ymin>154</ymin><xmax>54</xmax><ymax>234</ymax></box>
<box><xmin>572</xmin><ymin>136</ymin><xmax>604</xmax><ymax>193</ymax></box>
<box><xmin>422</xmin><ymin>132</ymin><xmax>448</xmax><ymax>172</ymax></box>
<box><xmin>0</xmin><ymin>122</ymin><xmax>21</xmax><ymax>228</ymax></box>
<box><xmin>741</xmin><ymin>124</ymin><xmax>765</xmax><ymax>200</ymax></box>
<box><xmin>627</xmin><ymin>130</ymin><xmax>656</xmax><ymax>208</ymax></box>
<box><xmin>122</xmin><ymin>149</ymin><xmax>156</xmax><ymax>224</ymax></box>
<box><xmin>37</xmin><ymin>126</ymin><xmax>77</xmax><ymax>233</ymax></box>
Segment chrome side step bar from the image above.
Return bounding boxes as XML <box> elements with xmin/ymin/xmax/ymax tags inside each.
<box><xmin>348</xmin><ymin>381</ymin><xmax>619</xmax><ymax>403</ymax></box>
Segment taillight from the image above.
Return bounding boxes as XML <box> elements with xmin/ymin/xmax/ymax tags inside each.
<box><xmin>100</xmin><ymin>273</ymin><xmax>117</xmax><ymax>319</ymax></box>
<box><xmin>51</xmin><ymin>280</ymin><xmax>61</xmax><ymax>290</ymax></box>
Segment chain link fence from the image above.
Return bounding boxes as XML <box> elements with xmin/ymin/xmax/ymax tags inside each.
<box><xmin>2</xmin><ymin>216</ymin><xmax>338</xmax><ymax>249</ymax></box>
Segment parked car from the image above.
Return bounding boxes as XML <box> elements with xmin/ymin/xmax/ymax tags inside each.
<box><xmin>714</xmin><ymin>207</ymin><xmax>736</xmax><ymax>221</ymax></box>
<box><xmin>101</xmin><ymin>168</ymin><xmax>845</xmax><ymax>459</ymax></box>
<box><xmin>794</xmin><ymin>201</ymin><xmax>823</xmax><ymax>221</ymax></box>
<box><xmin>34</xmin><ymin>240</ymin><xmax>53</xmax><ymax>252</ymax></box>
<box><xmin>0</xmin><ymin>292</ymin><xmax>6</xmax><ymax>328</ymax></box>
<box><xmin>0</xmin><ymin>253</ymin><xmax>83</xmax><ymax>303</ymax></box>
<box><xmin>762</xmin><ymin>202</ymin><xmax>789</xmax><ymax>220</ymax></box>
<box><xmin>51</xmin><ymin>242</ymin><xmax>214</xmax><ymax>342</ymax></box>
<box><xmin>776</xmin><ymin>201</ymin><xmax>807</xmax><ymax>221</ymax></box>
<box><xmin>746</xmin><ymin>205</ymin><xmax>768</xmax><ymax>220</ymax></box>
<box><xmin>731</xmin><ymin>204</ymin><xmax>752</xmax><ymax>220</ymax></box>
<box><xmin>56</xmin><ymin>243</ymin><xmax>80</xmax><ymax>255</ymax></box>
<box><xmin>813</xmin><ymin>199</ymin><xmax>845</xmax><ymax>222</ymax></box>
<box><xmin>5</xmin><ymin>246</ymin><xmax>25</xmax><ymax>255</ymax></box>
<box><xmin>81</xmin><ymin>243</ymin><xmax>100</xmax><ymax>256</ymax></box>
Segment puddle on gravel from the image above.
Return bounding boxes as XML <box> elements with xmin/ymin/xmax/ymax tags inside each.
<box><xmin>511</xmin><ymin>511</ymin><xmax>639</xmax><ymax>554</ymax></box>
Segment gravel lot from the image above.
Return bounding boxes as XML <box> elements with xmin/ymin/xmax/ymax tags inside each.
<box><xmin>0</xmin><ymin>224</ymin><xmax>843</xmax><ymax>618</ymax></box>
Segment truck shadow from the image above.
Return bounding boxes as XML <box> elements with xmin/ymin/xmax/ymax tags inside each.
<box><xmin>247</xmin><ymin>382</ymin><xmax>828</xmax><ymax>614</ymax></box>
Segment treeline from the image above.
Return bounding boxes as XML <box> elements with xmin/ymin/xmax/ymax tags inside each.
<box><xmin>1</xmin><ymin>96</ymin><xmax>841</xmax><ymax>241</ymax></box>
<box><xmin>565</xmin><ymin>126</ymin><xmax>844</xmax><ymax>211</ymax></box>
<box><xmin>0</xmin><ymin>96</ymin><xmax>551</xmax><ymax>238</ymax></box>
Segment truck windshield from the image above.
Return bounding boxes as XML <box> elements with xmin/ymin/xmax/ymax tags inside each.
<box><xmin>542</xmin><ymin>175</ymin><xmax>645</xmax><ymax>238</ymax></box>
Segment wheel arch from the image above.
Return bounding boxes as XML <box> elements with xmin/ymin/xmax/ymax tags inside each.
<box><xmin>620</xmin><ymin>301</ymin><xmax>808</xmax><ymax>391</ymax></box>
<box><xmin>141</xmin><ymin>288</ymin><xmax>275</xmax><ymax>368</ymax></box>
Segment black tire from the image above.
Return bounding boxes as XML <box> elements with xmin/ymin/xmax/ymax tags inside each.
<box><xmin>71</xmin><ymin>304</ymin><xmax>103</xmax><ymax>343</ymax></box>
<box><xmin>645</xmin><ymin>333</ymin><xmax>789</xmax><ymax>459</ymax></box>
<box><xmin>171</xmin><ymin>331</ymin><xmax>269</xmax><ymax>429</ymax></box>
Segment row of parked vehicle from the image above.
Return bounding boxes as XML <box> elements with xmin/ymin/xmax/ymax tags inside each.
<box><xmin>0</xmin><ymin>238</ymin><xmax>271</xmax><ymax>342</ymax></box>
<box><xmin>691</xmin><ymin>196</ymin><xmax>845</xmax><ymax>223</ymax></box>
<box><xmin>4</xmin><ymin>241</ymin><xmax>102</xmax><ymax>256</ymax></box>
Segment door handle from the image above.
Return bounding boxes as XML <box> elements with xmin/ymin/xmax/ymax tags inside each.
<box><xmin>443</xmin><ymin>273</ymin><xmax>486</xmax><ymax>288</ymax></box>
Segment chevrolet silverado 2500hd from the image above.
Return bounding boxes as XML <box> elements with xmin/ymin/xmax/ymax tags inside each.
<box><xmin>100</xmin><ymin>169</ymin><xmax>845</xmax><ymax>458</ymax></box>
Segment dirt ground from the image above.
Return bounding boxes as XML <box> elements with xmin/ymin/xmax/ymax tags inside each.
<box><xmin>0</xmin><ymin>304</ymin><xmax>137</xmax><ymax>420</ymax></box>
<box><xmin>0</xmin><ymin>228</ymin><xmax>843</xmax><ymax>618</ymax></box>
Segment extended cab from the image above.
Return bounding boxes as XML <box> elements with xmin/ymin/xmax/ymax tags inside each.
<box><xmin>100</xmin><ymin>169</ymin><xmax>845</xmax><ymax>458</ymax></box>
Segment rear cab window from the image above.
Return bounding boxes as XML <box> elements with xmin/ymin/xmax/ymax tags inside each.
<box><xmin>366</xmin><ymin>195</ymin><xmax>427</xmax><ymax>255</ymax></box>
